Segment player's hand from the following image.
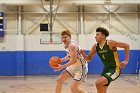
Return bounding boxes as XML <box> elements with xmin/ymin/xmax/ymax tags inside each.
<box><xmin>79</xmin><ymin>49</ymin><xmax>85</xmax><ymax>55</ymax></box>
<box><xmin>120</xmin><ymin>60</ymin><xmax>128</xmax><ymax>68</ymax></box>
<box><xmin>54</xmin><ymin>64</ymin><xmax>65</xmax><ymax>72</ymax></box>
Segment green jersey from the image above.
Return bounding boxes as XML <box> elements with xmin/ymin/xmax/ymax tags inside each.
<box><xmin>96</xmin><ymin>40</ymin><xmax>120</xmax><ymax>71</ymax></box>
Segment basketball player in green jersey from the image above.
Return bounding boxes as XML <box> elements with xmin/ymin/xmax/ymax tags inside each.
<box><xmin>80</xmin><ymin>27</ymin><xmax>129</xmax><ymax>93</ymax></box>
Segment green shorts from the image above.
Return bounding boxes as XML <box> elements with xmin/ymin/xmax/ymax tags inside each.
<box><xmin>101</xmin><ymin>66</ymin><xmax>121</xmax><ymax>86</ymax></box>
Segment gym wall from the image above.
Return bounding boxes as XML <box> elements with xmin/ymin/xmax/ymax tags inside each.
<box><xmin>0</xmin><ymin>5</ymin><xmax>140</xmax><ymax>76</ymax></box>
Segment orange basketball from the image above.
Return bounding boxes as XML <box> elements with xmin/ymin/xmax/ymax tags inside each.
<box><xmin>49</xmin><ymin>56</ymin><xmax>61</xmax><ymax>68</ymax></box>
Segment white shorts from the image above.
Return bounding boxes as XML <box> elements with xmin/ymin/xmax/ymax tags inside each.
<box><xmin>65</xmin><ymin>64</ymin><xmax>88</xmax><ymax>82</ymax></box>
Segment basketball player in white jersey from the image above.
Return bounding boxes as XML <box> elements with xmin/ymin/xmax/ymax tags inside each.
<box><xmin>54</xmin><ymin>30</ymin><xmax>88</xmax><ymax>93</ymax></box>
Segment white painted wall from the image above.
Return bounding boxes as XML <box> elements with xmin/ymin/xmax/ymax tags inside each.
<box><xmin>0</xmin><ymin>35</ymin><xmax>16</xmax><ymax>51</ymax></box>
<box><xmin>0</xmin><ymin>34</ymin><xmax>139</xmax><ymax>51</ymax></box>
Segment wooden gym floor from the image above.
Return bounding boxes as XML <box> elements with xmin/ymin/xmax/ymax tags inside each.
<box><xmin>0</xmin><ymin>74</ymin><xmax>139</xmax><ymax>93</ymax></box>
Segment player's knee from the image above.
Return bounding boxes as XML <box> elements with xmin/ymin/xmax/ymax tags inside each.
<box><xmin>71</xmin><ymin>85</ymin><xmax>78</xmax><ymax>93</ymax></box>
<box><xmin>71</xmin><ymin>87</ymin><xmax>77</xmax><ymax>93</ymax></box>
<box><xmin>95</xmin><ymin>80</ymin><xmax>103</xmax><ymax>88</ymax></box>
<box><xmin>56</xmin><ymin>78</ymin><xmax>64</xmax><ymax>85</ymax></box>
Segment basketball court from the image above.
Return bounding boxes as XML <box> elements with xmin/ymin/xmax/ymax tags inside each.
<box><xmin>0</xmin><ymin>0</ymin><xmax>140</xmax><ymax>93</ymax></box>
<box><xmin>0</xmin><ymin>75</ymin><xmax>139</xmax><ymax>93</ymax></box>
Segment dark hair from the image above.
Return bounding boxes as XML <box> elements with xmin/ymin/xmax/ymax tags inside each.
<box><xmin>61</xmin><ymin>30</ymin><xmax>71</xmax><ymax>37</ymax></box>
<box><xmin>96</xmin><ymin>27</ymin><xmax>109</xmax><ymax>37</ymax></box>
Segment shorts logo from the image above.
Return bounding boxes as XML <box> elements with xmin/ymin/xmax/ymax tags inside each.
<box><xmin>106</xmin><ymin>72</ymin><xmax>111</xmax><ymax>76</ymax></box>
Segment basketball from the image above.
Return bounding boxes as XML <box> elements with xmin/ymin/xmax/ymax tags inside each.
<box><xmin>49</xmin><ymin>56</ymin><xmax>61</xmax><ymax>68</ymax></box>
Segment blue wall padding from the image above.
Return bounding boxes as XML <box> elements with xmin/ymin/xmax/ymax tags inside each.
<box><xmin>118</xmin><ymin>50</ymin><xmax>139</xmax><ymax>74</ymax></box>
<box><xmin>16</xmin><ymin>51</ymin><xmax>25</xmax><ymax>75</ymax></box>
<box><xmin>0</xmin><ymin>51</ymin><xmax>16</xmax><ymax>75</ymax></box>
<box><xmin>0</xmin><ymin>50</ymin><xmax>139</xmax><ymax>76</ymax></box>
<box><xmin>24</xmin><ymin>51</ymin><xmax>66</xmax><ymax>75</ymax></box>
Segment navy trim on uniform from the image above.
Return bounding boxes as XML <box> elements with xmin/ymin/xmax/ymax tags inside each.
<box><xmin>73</xmin><ymin>79</ymin><xmax>81</xmax><ymax>81</ymax></box>
<box><xmin>65</xmin><ymin>69</ymin><xmax>74</xmax><ymax>78</ymax></box>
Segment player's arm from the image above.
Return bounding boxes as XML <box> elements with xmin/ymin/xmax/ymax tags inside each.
<box><xmin>80</xmin><ymin>44</ymin><xmax>96</xmax><ymax>62</ymax></box>
<box><xmin>60</xmin><ymin>55</ymin><xmax>70</xmax><ymax>63</ymax></box>
<box><xmin>63</xmin><ymin>43</ymin><xmax>77</xmax><ymax>67</ymax></box>
<box><xmin>108</xmin><ymin>40</ymin><xmax>130</xmax><ymax>68</ymax></box>
<box><xmin>54</xmin><ymin>43</ymin><xmax>77</xmax><ymax>71</ymax></box>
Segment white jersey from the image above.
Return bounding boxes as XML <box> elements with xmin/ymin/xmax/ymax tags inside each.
<box><xmin>64</xmin><ymin>40</ymin><xmax>88</xmax><ymax>82</ymax></box>
<box><xmin>64</xmin><ymin>40</ymin><xmax>87</xmax><ymax>66</ymax></box>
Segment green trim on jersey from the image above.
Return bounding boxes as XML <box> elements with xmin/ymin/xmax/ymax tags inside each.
<box><xmin>96</xmin><ymin>40</ymin><xmax>120</xmax><ymax>72</ymax></box>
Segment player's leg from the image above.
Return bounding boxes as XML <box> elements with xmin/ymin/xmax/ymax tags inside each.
<box><xmin>70</xmin><ymin>66</ymin><xmax>87</xmax><ymax>93</ymax></box>
<box><xmin>71</xmin><ymin>80</ymin><xmax>85</xmax><ymax>93</ymax></box>
<box><xmin>95</xmin><ymin>76</ymin><xmax>108</xmax><ymax>93</ymax></box>
<box><xmin>96</xmin><ymin>67</ymin><xmax>120</xmax><ymax>93</ymax></box>
<box><xmin>55</xmin><ymin>70</ymin><xmax>72</xmax><ymax>93</ymax></box>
